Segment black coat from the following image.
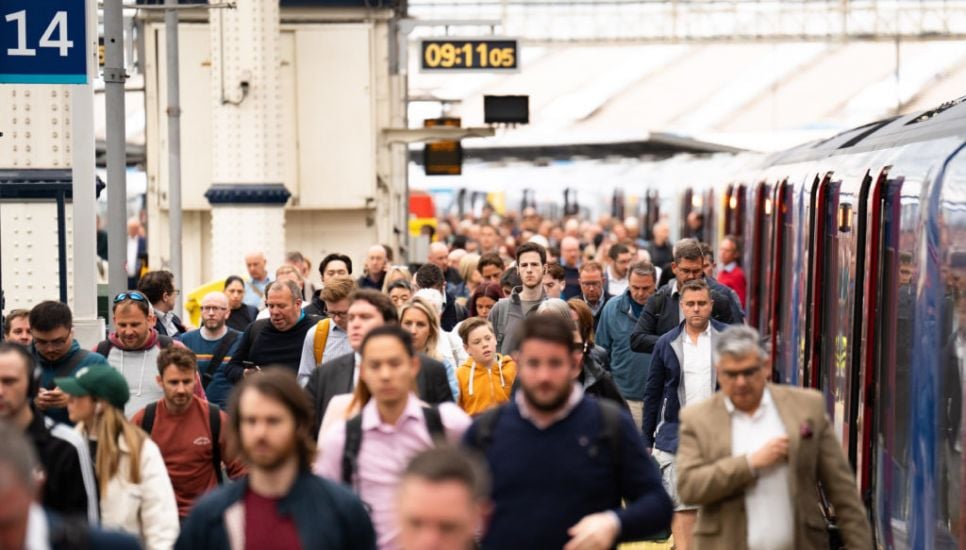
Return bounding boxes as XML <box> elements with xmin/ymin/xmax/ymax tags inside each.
<box><xmin>440</xmin><ymin>291</ymin><xmax>468</xmax><ymax>332</ymax></box>
<box><xmin>26</xmin><ymin>408</ymin><xmax>98</xmax><ymax>523</ymax></box>
<box><xmin>305</xmin><ymin>352</ymin><xmax>454</xmax><ymax>438</ymax></box>
<box><xmin>154</xmin><ymin>313</ymin><xmax>186</xmax><ymax>337</ymax></box>
<box><xmin>629</xmin><ymin>283</ymin><xmax>740</xmax><ymax>354</ymax></box>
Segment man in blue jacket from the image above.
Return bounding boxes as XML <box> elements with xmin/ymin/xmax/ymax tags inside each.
<box><xmin>464</xmin><ymin>313</ymin><xmax>672</xmax><ymax>549</ymax></box>
<box><xmin>642</xmin><ymin>278</ymin><xmax>727</xmax><ymax>550</ymax></box>
<box><xmin>177</xmin><ymin>370</ymin><xmax>375</xmax><ymax>550</ymax></box>
<box><xmin>595</xmin><ymin>261</ymin><xmax>658</xmax><ymax>430</ymax></box>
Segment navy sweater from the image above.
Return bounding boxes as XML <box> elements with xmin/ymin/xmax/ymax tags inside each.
<box><xmin>463</xmin><ymin>396</ymin><xmax>672</xmax><ymax>549</ymax></box>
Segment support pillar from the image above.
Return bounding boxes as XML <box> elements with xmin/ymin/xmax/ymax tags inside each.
<box><xmin>205</xmin><ymin>0</ymin><xmax>288</xmax><ymax>278</ymax></box>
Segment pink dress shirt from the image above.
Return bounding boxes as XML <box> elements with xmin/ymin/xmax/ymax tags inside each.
<box><xmin>313</xmin><ymin>394</ymin><xmax>472</xmax><ymax>550</ymax></box>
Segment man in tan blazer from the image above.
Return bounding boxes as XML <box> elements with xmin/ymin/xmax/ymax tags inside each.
<box><xmin>676</xmin><ymin>325</ymin><xmax>872</xmax><ymax>550</ymax></box>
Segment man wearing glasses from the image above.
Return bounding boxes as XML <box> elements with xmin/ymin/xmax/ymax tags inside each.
<box><xmin>296</xmin><ymin>276</ymin><xmax>356</xmax><ymax>387</ymax></box>
<box><xmin>138</xmin><ymin>270</ymin><xmax>186</xmax><ymax>338</ymax></box>
<box><xmin>641</xmin><ymin>279</ymin><xmax>727</xmax><ymax>550</ymax></box>
<box><xmin>630</xmin><ymin>239</ymin><xmax>742</xmax><ymax>355</ymax></box>
<box><xmin>179</xmin><ymin>292</ymin><xmax>242</xmax><ymax>408</ymax></box>
<box><xmin>28</xmin><ymin>301</ymin><xmax>111</xmax><ymax>425</ymax></box>
<box><xmin>577</xmin><ymin>261</ymin><xmax>612</xmax><ymax>331</ymax></box>
<box><xmin>675</xmin><ymin>325</ymin><xmax>872</xmax><ymax>550</ymax></box>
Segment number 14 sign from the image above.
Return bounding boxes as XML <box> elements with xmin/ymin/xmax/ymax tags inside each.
<box><xmin>0</xmin><ymin>0</ymin><xmax>87</xmax><ymax>84</ymax></box>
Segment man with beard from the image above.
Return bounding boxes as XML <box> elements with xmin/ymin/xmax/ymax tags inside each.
<box><xmin>176</xmin><ymin>370</ymin><xmax>376</xmax><ymax>549</ymax></box>
<box><xmin>95</xmin><ymin>292</ymin><xmax>196</xmax><ymax>416</ymax></box>
<box><xmin>29</xmin><ymin>301</ymin><xmax>107</xmax><ymax>425</ymax></box>
<box><xmin>641</xmin><ymin>279</ymin><xmax>727</xmax><ymax>550</ymax></box>
<box><xmin>487</xmin><ymin>242</ymin><xmax>549</xmax><ymax>355</ymax></box>
<box><xmin>179</xmin><ymin>292</ymin><xmax>242</xmax><ymax>408</ymax></box>
<box><xmin>463</xmin><ymin>314</ymin><xmax>672</xmax><ymax>549</ymax></box>
<box><xmin>132</xmin><ymin>347</ymin><xmax>246</xmax><ymax>520</ymax></box>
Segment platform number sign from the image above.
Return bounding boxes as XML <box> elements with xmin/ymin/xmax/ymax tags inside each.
<box><xmin>1</xmin><ymin>0</ymin><xmax>88</xmax><ymax>84</ymax></box>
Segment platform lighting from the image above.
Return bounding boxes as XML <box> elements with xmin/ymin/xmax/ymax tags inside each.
<box><xmin>764</xmin><ymin>197</ymin><xmax>773</xmax><ymax>216</ymax></box>
<box><xmin>729</xmin><ymin>195</ymin><xmax>738</xmax><ymax>210</ymax></box>
<box><xmin>691</xmin><ymin>195</ymin><xmax>703</xmax><ymax>209</ymax></box>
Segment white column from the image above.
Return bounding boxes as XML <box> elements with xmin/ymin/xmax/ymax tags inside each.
<box><xmin>206</xmin><ymin>0</ymin><xmax>289</xmax><ymax>279</ymax></box>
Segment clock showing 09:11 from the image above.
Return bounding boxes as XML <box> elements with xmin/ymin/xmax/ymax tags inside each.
<box><xmin>420</xmin><ymin>39</ymin><xmax>518</xmax><ymax>72</ymax></box>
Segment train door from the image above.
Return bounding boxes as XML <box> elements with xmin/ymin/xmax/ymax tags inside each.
<box><xmin>804</xmin><ymin>173</ymin><xmax>831</xmax><ymax>390</ymax></box>
<box><xmin>748</xmin><ymin>182</ymin><xmax>774</xmax><ymax>330</ymax></box>
<box><xmin>768</xmin><ymin>180</ymin><xmax>794</xmax><ymax>382</ymax></box>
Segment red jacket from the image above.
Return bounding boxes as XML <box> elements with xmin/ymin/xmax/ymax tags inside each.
<box><xmin>717</xmin><ymin>264</ymin><xmax>747</xmax><ymax>309</ymax></box>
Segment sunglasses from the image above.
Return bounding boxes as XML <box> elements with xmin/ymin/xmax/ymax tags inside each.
<box><xmin>114</xmin><ymin>291</ymin><xmax>148</xmax><ymax>304</ymax></box>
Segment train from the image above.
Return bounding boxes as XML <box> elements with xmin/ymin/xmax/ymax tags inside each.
<box><xmin>413</xmin><ymin>94</ymin><xmax>966</xmax><ymax>549</ymax></box>
<box><xmin>677</xmin><ymin>96</ymin><xmax>966</xmax><ymax>550</ymax></box>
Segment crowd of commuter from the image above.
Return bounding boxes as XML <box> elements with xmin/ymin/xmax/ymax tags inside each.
<box><xmin>0</xmin><ymin>207</ymin><xmax>872</xmax><ymax>550</ymax></box>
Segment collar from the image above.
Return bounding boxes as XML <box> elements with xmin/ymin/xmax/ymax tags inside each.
<box><xmin>670</xmin><ymin>279</ymin><xmax>679</xmax><ymax>297</ymax></box>
<box><xmin>515</xmin><ymin>383</ymin><xmax>584</xmax><ymax>429</ymax></box>
<box><xmin>720</xmin><ymin>261</ymin><xmax>737</xmax><ymax>272</ymax></box>
<box><xmin>684</xmin><ymin>323</ymin><xmax>713</xmax><ymax>340</ymax></box>
<box><xmin>353</xmin><ymin>352</ymin><xmax>361</xmax><ymax>367</ymax></box>
<box><xmin>25</xmin><ymin>503</ymin><xmax>50</xmax><ymax>550</ymax></box>
<box><xmin>360</xmin><ymin>393</ymin><xmax>421</xmax><ymax>431</ymax></box>
<box><xmin>250</xmin><ymin>276</ymin><xmax>270</xmax><ymax>285</ymax></box>
<box><xmin>724</xmin><ymin>386</ymin><xmax>773</xmax><ymax>418</ymax></box>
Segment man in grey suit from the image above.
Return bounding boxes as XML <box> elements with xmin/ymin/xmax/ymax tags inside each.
<box><xmin>305</xmin><ymin>289</ymin><xmax>453</xmax><ymax>437</ymax></box>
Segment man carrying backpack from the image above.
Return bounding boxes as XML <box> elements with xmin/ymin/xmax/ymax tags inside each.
<box><xmin>462</xmin><ymin>314</ymin><xmax>672</xmax><ymax>549</ymax></box>
<box><xmin>131</xmin><ymin>347</ymin><xmax>246</xmax><ymax>520</ymax></box>
<box><xmin>314</xmin><ymin>325</ymin><xmax>471</xmax><ymax>549</ymax></box>
<box><xmin>179</xmin><ymin>292</ymin><xmax>242</xmax><ymax>408</ymax></box>
<box><xmin>95</xmin><ymin>292</ymin><xmax>203</xmax><ymax>415</ymax></box>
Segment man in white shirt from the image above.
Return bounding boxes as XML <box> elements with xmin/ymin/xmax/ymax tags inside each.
<box><xmin>641</xmin><ymin>278</ymin><xmax>725</xmax><ymax>550</ymax></box>
<box><xmin>675</xmin><ymin>325</ymin><xmax>872</xmax><ymax>550</ymax></box>
<box><xmin>605</xmin><ymin>244</ymin><xmax>632</xmax><ymax>297</ymax></box>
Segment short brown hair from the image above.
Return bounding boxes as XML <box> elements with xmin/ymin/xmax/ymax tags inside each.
<box><xmin>403</xmin><ymin>446</ymin><xmax>490</xmax><ymax>501</ymax></box>
<box><xmin>3</xmin><ymin>309</ymin><xmax>30</xmax><ymax>336</ymax></box>
<box><xmin>274</xmin><ymin>264</ymin><xmax>304</xmax><ymax>282</ymax></box>
<box><xmin>578</xmin><ymin>261</ymin><xmax>603</xmax><ymax>275</ymax></box>
<box><xmin>679</xmin><ymin>278</ymin><xmax>711</xmax><ymax>299</ymax></box>
<box><xmin>320</xmin><ymin>276</ymin><xmax>356</xmax><ymax>303</ymax></box>
<box><xmin>229</xmin><ymin>369</ymin><xmax>316</xmax><ymax>471</ymax></box>
<box><xmin>545</xmin><ymin>263</ymin><xmax>565</xmax><ymax>281</ymax></box>
<box><xmin>351</xmin><ymin>289</ymin><xmax>398</xmax><ymax>323</ymax></box>
<box><xmin>458</xmin><ymin>317</ymin><xmax>493</xmax><ymax>345</ymax></box>
<box><xmin>157</xmin><ymin>346</ymin><xmax>197</xmax><ymax>377</ymax></box>
<box><xmin>567</xmin><ymin>299</ymin><xmax>595</xmax><ymax>346</ymax></box>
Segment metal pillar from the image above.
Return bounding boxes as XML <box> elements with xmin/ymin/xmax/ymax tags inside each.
<box><xmin>165</xmin><ymin>0</ymin><xmax>184</xmax><ymax>313</ymax></box>
<box><xmin>104</xmin><ymin>0</ymin><xmax>128</xmax><ymax>306</ymax></box>
<box><xmin>71</xmin><ymin>0</ymin><xmax>104</xmax><ymax>346</ymax></box>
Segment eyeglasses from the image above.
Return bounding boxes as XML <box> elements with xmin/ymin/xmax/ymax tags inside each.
<box><xmin>114</xmin><ymin>291</ymin><xmax>148</xmax><ymax>304</ymax></box>
<box><xmin>328</xmin><ymin>311</ymin><xmax>349</xmax><ymax>320</ymax></box>
<box><xmin>720</xmin><ymin>365</ymin><xmax>763</xmax><ymax>380</ymax></box>
<box><xmin>200</xmin><ymin>306</ymin><xmax>228</xmax><ymax>312</ymax></box>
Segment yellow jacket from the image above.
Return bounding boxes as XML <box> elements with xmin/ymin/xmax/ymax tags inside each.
<box><xmin>456</xmin><ymin>354</ymin><xmax>516</xmax><ymax>417</ymax></box>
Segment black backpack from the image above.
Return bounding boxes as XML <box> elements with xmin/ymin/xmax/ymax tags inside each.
<box><xmin>341</xmin><ymin>406</ymin><xmax>446</xmax><ymax>485</ymax></box>
<box><xmin>141</xmin><ymin>401</ymin><xmax>225</xmax><ymax>484</ymax></box>
<box><xmin>472</xmin><ymin>398</ymin><xmax>624</xmax><ymax>471</ymax></box>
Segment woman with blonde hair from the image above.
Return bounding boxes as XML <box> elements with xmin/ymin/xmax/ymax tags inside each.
<box><xmin>400</xmin><ymin>296</ymin><xmax>460</xmax><ymax>400</ymax></box>
<box><xmin>381</xmin><ymin>265</ymin><xmax>413</xmax><ymax>294</ymax></box>
<box><xmin>59</xmin><ymin>364</ymin><xmax>179</xmax><ymax>549</ymax></box>
<box><xmin>453</xmin><ymin>253</ymin><xmax>482</xmax><ymax>305</ymax></box>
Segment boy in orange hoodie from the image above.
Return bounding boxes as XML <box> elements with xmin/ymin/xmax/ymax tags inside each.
<box><xmin>456</xmin><ymin>318</ymin><xmax>517</xmax><ymax>416</ymax></box>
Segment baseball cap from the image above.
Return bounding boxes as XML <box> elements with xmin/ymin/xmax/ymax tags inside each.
<box><xmin>55</xmin><ymin>364</ymin><xmax>130</xmax><ymax>411</ymax></box>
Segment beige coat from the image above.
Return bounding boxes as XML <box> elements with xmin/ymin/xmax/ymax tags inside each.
<box><xmin>676</xmin><ymin>383</ymin><xmax>872</xmax><ymax>550</ymax></box>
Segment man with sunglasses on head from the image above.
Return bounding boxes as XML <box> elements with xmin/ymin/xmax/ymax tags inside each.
<box><xmin>630</xmin><ymin>239</ymin><xmax>742</xmax><ymax>354</ymax></box>
<box><xmin>641</xmin><ymin>279</ymin><xmax>727</xmax><ymax>550</ymax></box>
<box><xmin>94</xmin><ymin>291</ymin><xmax>197</xmax><ymax>416</ymax></box>
<box><xmin>29</xmin><ymin>301</ymin><xmax>108</xmax><ymax>425</ymax></box>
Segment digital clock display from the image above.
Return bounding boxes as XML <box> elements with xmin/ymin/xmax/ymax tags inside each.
<box><xmin>420</xmin><ymin>39</ymin><xmax>518</xmax><ymax>71</ymax></box>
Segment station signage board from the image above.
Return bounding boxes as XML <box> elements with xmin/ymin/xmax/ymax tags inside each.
<box><xmin>1</xmin><ymin>0</ymin><xmax>88</xmax><ymax>84</ymax></box>
<box><xmin>420</xmin><ymin>38</ymin><xmax>518</xmax><ymax>72</ymax></box>
<box><xmin>423</xmin><ymin>118</ymin><xmax>463</xmax><ymax>176</ymax></box>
